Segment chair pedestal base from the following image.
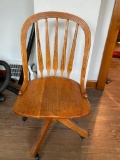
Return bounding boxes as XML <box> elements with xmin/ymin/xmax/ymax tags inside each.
<box><xmin>30</xmin><ymin>118</ymin><xmax>88</xmax><ymax>158</ymax></box>
<box><xmin>58</xmin><ymin>119</ymin><xmax>88</xmax><ymax>138</ymax></box>
<box><xmin>31</xmin><ymin>119</ymin><xmax>52</xmax><ymax>157</ymax></box>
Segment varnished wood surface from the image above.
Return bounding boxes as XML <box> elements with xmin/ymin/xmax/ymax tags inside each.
<box><xmin>31</xmin><ymin>119</ymin><xmax>52</xmax><ymax>157</ymax></box>
<box><xmin>20</xmin><ymin>11</ymin><xmax>91</xmax><ymax>95</ymax></box>
<box><xmin>60</xmin><ymin>19</ymin><xmax>69</xmax><ymax>77</ymax></box>
<box><xmin>36</xmin><ymin>21</ymin><xmax>44</xmax><ymax>77</ymax></box>
<box><xmin>14</xmin><ymin>77</ymin><xmax>90</xmax><ymax>119</ymax></box>
<box><xmin>0</xmin><ymin>58</ymin><xmax>120</xmax><ymax>159</ymax></box>
<box><xmin>13</xmin><ymin>12</ymin><xmax>91</xmax><ymax>158</ymax></box>
<box><xmin>45</xmin><ymin>19</ymin><xmax>51</xmax><ymax>76</ymax></box>
<box><xmin>58</xmin><ymin>119</ymin><xmax>88</xmax><ymax>138</ymax></box>
<box><xmin>86</xmin><ymin>80</ymin><xmax>97</xmax><ymax>88</ymax></box>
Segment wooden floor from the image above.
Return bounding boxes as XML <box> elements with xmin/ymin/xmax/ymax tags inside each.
<box><xmin>0</xmin><ymin>58</ymin><xmax>120</xmax><ymax>160</ymax></box>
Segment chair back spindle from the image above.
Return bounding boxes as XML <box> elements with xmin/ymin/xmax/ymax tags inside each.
<box><xmin>60</xmin><ymin>19</ymin><xmax>69</xmax><ymax>77</ymax></box>
<box><xmin>67</xmin><ymin>23</ymin><xmax>79</xmax><ymax>78</ymax></box>
<box><xmin>20</xmin><ymin>12</ymin><xmax>91</xmax><ymax>95</ymax></box>
<box><xmin>36</xmin><ymin>22</ymin><xmax>44</xmax><ymax>77</ymax></box>
<box><xmin>45</xmin><ymin>19</ymin><xmax>51</xmax><ymax>76</ymax></box>
<box><xmin>53</xmin><ymin>18</ymin><xmax>58</xmax><ymax>76</ymax></box>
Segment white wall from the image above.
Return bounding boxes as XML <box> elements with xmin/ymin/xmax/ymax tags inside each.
<box><xmin>34</xmin><ymin>0</ymin><xmax>115</xmax><ymax>82</ymax></box>
<box><xmin>88</xmin><ymin>0</ymin><xmax>115</xmax><ymax>80</ymax></box>
<box><xmin>34</xmin><ymin>0</ymin><xmax>102</xmax><ymax>83</ymax></box>
<box><xmin>0</xmin><ymin>0</ymin><xmax>115</xmax><ymax>82</ymax></box>
<box><xmin>0</xmin><ymin>0</ymin><xmax>34</xmax><ymax>64</ymax></box>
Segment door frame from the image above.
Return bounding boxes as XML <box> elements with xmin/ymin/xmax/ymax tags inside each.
<box><xmin>96</xmin><ymin>0</ymin><xmax>120</xmax><ymax>90</ymax></box>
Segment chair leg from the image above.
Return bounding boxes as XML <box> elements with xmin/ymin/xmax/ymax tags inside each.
<box><xmin>30</xmin><ymin>119</ymin><xmax>52</xmax><ymax>157</ymax></box>
<box><xmin>58</xmin><ymin>119</ymin><xmax>88</xmax><ymax>138</ymax></box>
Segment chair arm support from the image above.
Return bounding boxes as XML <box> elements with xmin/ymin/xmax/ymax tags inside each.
<box><xmin>80</xmin><ymin>78</ymin><xmax>88</xmax><ymax>98</ymax></box>
<box><xmin>80</xmin><ymin>83</ymin><xmax>88</xmax><ymax>99</ymax></box>
<box><xmin>81</xmin><ymin>91</ymin><xmax>88</xmax><ymax>99</ymax></box>
<box><xmin>18</xmin><ymin>81</ymin><xmax>28</xmax><ymax>95</ymax></box>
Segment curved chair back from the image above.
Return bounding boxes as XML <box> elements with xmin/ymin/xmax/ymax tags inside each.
<box><xmin>20</xmin><ymin>12</ymin><xmax>91</xmax><ymax>94</ymax></box>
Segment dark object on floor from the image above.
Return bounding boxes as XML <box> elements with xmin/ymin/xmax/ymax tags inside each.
<box><xmin>18</xmin><ymin>23</ymin><xmax>35</xmax><ymax>85</ymax></box>
<box><xmin>6</xmin><ymin>85</ymin><xmax>19</xmax><ymax>95</ymax></box>
<box><xmin>113</xmin><ymin>51</ymin><xmax>120</xmax><ymax>58</ymax></box>
<box><xmin>106</xmin><ymin>79</ymin><xmax>112</xmax><ymax>84</ymax></box>
<box><xmin>0</xmin><ymin>60</ymin><xmax>11</xmax><ymax>93</ymax></box>
<box><xmin>35</xmin><ymin>154</ymin><xmax>40</xmax><ymax>160</ymax></box>
<box><xmin>0</xmin><ymin>61</ymin><xmax>19</xmax><ymax>102</ymax></box>
<box><xmin>0</xmin><ymin>60</ymin><xmax>11</xmax><ymax>102</ymax></box>
<box><xmin>22</xmin><ymin>117</ymin><xmax>28</xmax><ymax>121</ymax></box>
<box><xmin>0</xmin><ymin>93</ymin><xmax>5</xmax><ymax>102</ymax></box>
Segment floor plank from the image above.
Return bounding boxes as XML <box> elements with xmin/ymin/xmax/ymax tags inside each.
<box><xmin>0</xmin><ymin>58</ymin><xmax>120</xmax><ymax>160</ymax></box>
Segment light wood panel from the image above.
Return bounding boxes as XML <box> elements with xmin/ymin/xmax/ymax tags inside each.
<box><xmin>45</xmin><ymin>18</ymin><xmax>51</xmax><ymax>76</ymax></box>
<box><xmin>67</xmin><ymin>23</ymin><xmax>79</xmax><ymax>78</ymax></box>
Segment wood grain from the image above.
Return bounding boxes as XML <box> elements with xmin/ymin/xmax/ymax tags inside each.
<box><xmin>45</xmin><ymin>18</ymin><xmax>51</xmax><ymax>76</ymax></box>
<box><xmin>31</xmin><ymin>119</ymin><xmax>52</xmax><ymax>157</ymax></box>
<box><xmin>60</xmin><ymin>19</ymin><xmax>69</xmax><ymax>77</ymax></box>
<box><xmin>36</xmin><ymin>22</ymin><xmax>44</xmax><ymax>77</ymax></box>
<box><xmin>53</xmin><ymin>18</ymin><xmax>58</xmax><ymax>76</ymax></box>
<box><xmin>67</xmin><ymin>23</ymin><xmax>79</xmax><ymax>78</ymax></box>
<box><xmin>58</xmin><ymin>119</ymin><xmax>88</xmax><ymax>138</ymax></box>
<box><xmin>13</xmin><ymin>11</ymin><xmax>92</xmax><ymax>159</ymax></box>
<box><xmin>19</xmin><ymin>11</ymin><xmax>91</xmax><ymax>96</ymax></box>
<box><xmin>14</xmin><ymin>77</ymin><xmax>90</xmax><ymax>119</ymax></box>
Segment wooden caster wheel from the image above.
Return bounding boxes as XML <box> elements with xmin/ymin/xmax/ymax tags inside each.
<box><xmin>22</xmin><ymin>117</ymin><xmax>28</xmax><ymax>121</ymax></box>
<box><xmin>35</xmin><ymin>154</ymin><xmax>40</xmax><ymax>160</ymax></box>
<box><xmin>80</xmin><ymin>136</ymin><xmax>85</xmax><ymax>139</ymax></box>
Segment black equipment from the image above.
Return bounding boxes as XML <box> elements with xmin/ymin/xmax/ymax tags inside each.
<box><xmin>0</xmin><ymin>60</ymin><xmax>11</xmax><ymax>102</ymax></box>
<box><xmin>0</xmin><ymin>23</ymin><xmax>35</xmax><ymax>102</ymax></box>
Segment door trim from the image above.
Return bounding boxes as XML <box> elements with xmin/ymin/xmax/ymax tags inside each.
<box><xmin>96</xmin><ymin>0</ymin><xmax>120</xmax><ymax>90</ymax></box>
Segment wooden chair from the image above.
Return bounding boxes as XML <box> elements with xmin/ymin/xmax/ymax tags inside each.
<box><xmin>13</xmin><ymin>11</ymin><xmax>91</xmax><ymax>160</ymax></box>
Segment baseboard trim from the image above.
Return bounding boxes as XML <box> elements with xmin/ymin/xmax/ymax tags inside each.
<box><xmin>86</xmin><ymin>81</ymin><xmax>97</xmax><ymax>88</ymax></box>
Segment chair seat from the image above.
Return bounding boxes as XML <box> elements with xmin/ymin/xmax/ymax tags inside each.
<box><xmin>14</xmin><ymin>77</ymin><xmax>90</xmax><ymax>119</ymax></box>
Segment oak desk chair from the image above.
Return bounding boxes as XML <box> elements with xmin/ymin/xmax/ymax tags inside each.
<box><xmin>13</xmin><ymin>11</ymin><xmax>91</xmax><ymax>160</ymax></box>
